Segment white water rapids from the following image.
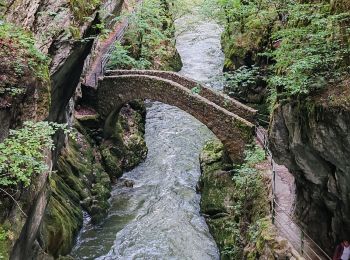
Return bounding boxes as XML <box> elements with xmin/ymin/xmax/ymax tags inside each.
<box><xmin>71</xmin><ymin>11</ymin><xmax>225</xmax><ymax>260</ymax></box>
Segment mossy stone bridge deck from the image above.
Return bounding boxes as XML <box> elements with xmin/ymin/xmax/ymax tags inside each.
<box><xmin>98</xmin><ymin>70</ymin><xmax>257</xmax><ymax>162</ymax></box>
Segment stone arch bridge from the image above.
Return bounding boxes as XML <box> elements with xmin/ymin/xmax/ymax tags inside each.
<box><xmin>97</xmin><ymin>70</ymin><xmax>257</xmax><ymax>162</ymax></box>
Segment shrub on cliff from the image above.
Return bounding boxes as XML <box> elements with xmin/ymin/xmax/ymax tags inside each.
<box><xmin>107</xmin><ymin>0</ymin><xmax>177</xmax><ymax>70</ymax></box>
<box><xmin>216</xmin><ymin>0</ymin><xmax>350</xmax><ymax>104</ymax></box>
<box><xmin>200</xmin><ymin>141</ymin><xmax>270</xmax><ymax>259</ymax></box>
<box><xmin>269</xmin><ymin>2</ymin><xmax>350</xmax><ymax>97</ymax></box>
<box><xmin>0</xmin><ymin>22</ymin><xmax>50</xmax><ymax>97</ymax></box>
<box><xmin>69</xmin><ymin>0</ymin><xmax>101</xmax><ymax>24</ymax></box>
<box><xmin>0</xmin><ymin>121</ymin><xmax>72</xmax><ymax>188</ymax></box>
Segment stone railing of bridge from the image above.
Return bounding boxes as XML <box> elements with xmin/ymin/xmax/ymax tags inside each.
<box><xmin>98</xmin><ymin>70</ymin><xmax>257</xmax><ymax>162</ymax></box>
<box><xmin>105</xmin><ymin>70</ymin><xmax>257</xmax><ymax>123</ymax></box>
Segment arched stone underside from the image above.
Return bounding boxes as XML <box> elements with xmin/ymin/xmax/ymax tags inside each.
<box><xmin>98</xmin><ymin>72</ymin><xmax>257</xmax><ymax>162</ymax></box>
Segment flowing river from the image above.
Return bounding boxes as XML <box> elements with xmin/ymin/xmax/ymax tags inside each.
<box><xmin>71</xmin><ymin>12</ymin><xmax>224</xmax><ymax>260</ymax></box>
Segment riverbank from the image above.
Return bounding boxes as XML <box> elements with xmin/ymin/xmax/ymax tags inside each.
<box><xmin>199</xmin><ymin>140</ymin><xmax>304</xmax><ymax>259</ymax></box>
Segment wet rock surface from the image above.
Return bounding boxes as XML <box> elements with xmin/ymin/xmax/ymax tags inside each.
<box><xmin>269</xmin><ymin>93</ymin><xmax>350</xmax><ymax>253</ymax></box>
<box><xmin>199</xmin><ymin>140</ymin><xmax>301</xmax><ymax>259</ymax></box>
<box><xmin>38</xmin><ymin>101</ymin><xmax>148</xmax><ymax>258</ymax></box>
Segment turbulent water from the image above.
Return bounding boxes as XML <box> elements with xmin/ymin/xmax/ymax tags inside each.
<box><xmin>71</xmin><ymin>13</ymin><xmax>225</xmax><ymax>260</ymax></box>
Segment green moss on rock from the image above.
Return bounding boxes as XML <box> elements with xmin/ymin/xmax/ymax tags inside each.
<box><xmin>0</xmin><ymin>22</ymin><xmax>51</xmax><ymax>119</ymax></box>
<box><xmin>40</xmin><ymin>130</ymin><xmax>112</xmax><ymax>257</ymax></box>
<box><xmin>221</xmin><ymin>4</ymin><xmax>278</xmax><ymax>71</ymax></box>
<box><xmin>40</xmin><ymin>192</ymin><xmax>82</xmax><ymax>257</ymax></box>
<box><xmin>100</xmin><ymin>143</ymin><xmax>123</xmax><ymax>180</ymax></box>
<box><xmin>199</xmin><ymin>139</ymin><xmax>272</xmax><ymax>259</ymax></box>
<box><xmin>0</xmin><ymin>226</ymin><xmax>10</xmax><ymax>260</ymax></box>
<box><xmin>0</xmin><ymin>22</ymin><xmax>50</xmax><ymax>84</ymax></box>
<box><xmin>39</xmin><ymin>100</ymin><xmax>148</xmax><ymax>257</ymax></box>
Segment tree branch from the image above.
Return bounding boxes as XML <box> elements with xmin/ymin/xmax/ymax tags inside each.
<box><xmin>0</xmin><ymin>187</ymin><xmax>27</xmax><ymax>217</ymax></box>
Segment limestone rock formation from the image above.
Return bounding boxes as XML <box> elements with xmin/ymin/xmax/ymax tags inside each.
<box><xmin>269</xmin><ymin>82</ymin><xmax>350</xmax><ymax>253</ymax></box>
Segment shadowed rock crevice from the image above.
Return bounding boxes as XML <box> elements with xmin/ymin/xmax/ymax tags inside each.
<box><xmin>269</xmin><ymin>98</ymin><xmax>350</xmax><ymax>254</ymax></box>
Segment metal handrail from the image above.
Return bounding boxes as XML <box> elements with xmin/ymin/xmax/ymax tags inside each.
<box><xmin>256</xmin><ymin>126</ymin><xmax>331</xmax><ymax>260</ymax></box>
<box><xmin>257</xmin><ymin>112</ymin><xmax>270</xmax><ymax>118</ymax></box>
<box><xmin>273</xmin><ymin>212</ymin><xmax>302</xmax><ymax>242</ymax></box>
<box><xmin>273</xmin><ymin>207</ymin><xmax>324</xmax><ymax>259</ymax></box>
<box><xmin>272</xmin><ymin>171</ymin><xmax>331</xmax><ymax>259</ymax></box>
<box><xmin>273</xmin><ymin>217</ymin><xmax>316</xmax><ymax>260</ymax></box>
<box><xmin>257</xmin><ymin>118</ymin><xmax>270</xmax><ymax>125</ymax></box>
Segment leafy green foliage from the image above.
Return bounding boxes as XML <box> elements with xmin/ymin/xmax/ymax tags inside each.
<box><xmin>191</xmin><ymin>85</ymin><xmax>202</xmax><ymax>94</ymax></box>
<box><xmin>0</xmin><ymin>121</ymin><xmax>72</xmax><ymax>188</ymax></box>
<box><xmin>92</xmin><ymin>22</ymin><xmax>111</xmax><ymax>39</ymax></box>
<box><xmin>0</xmin><ymin>0</ymin><xmax>6</xmax><ymax>19</ymax></box>
<box><xmin>224</xmin><ymin>65</ymin><xmax>264</xmax><ymax>98</ymax></box>
<box><xmin>233</xmin><ymin>145</ymin><xmax>266</xmax><ymax>212</ymax></box>
<box><xmin>69</xmin><ymin>0</ymin><xmax>101</xmax><ymax>24</ymax></box>
<box><xmin>108</xmin><ymin>42</ymin><xmax>151</xmax><ymax>69</ymax></box>
<box><xmin>269</xmin><ymin>3</ymin><xmax>350</xmax><ymax>97</ymax></box>
<box><xmin>218</xmin><ymin>145</ymin><xmax>268</xmax><ymax>258</ymax></box>
<box><xmin>218</xmin><ymin>0</ymin><xmax>279</xmax><ymax>67</ymax></box>
<box><xmin>107</xmin><ymin>0</ymin><xmax>175</xmax><ymax>70</ymax></box>
<box><xmin>0</xmin><ymin>22</ymin><xmax>50</xmax><ymax>96</ymax></box>
<box><xmin>216</xmin><ymin>0</ymin><xmax>350</xmax><ymax>108</ymax></box>
<box><xmin>0</xmin><ymin>229</ymin><xmax>6</xmax><ymax>241</ymax></box>
<box><xmin>0</xmin><ymin>226</ymin><xmax>8</xmax><ymax>260</ymax></box>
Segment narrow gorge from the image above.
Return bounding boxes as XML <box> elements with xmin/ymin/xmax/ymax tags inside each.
<box><xmin>0</xmin><ymin>0</ymin><xmax>349</xmax><ymax>260</ymax></box>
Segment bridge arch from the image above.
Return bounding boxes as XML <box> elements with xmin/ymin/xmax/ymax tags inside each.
<box><xmin>97</xmin><ymin>74</ymin><xmax>255</xmax><ymax>162</ymax></box>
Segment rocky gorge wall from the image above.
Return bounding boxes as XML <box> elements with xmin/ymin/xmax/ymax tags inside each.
<box><xmin>1</xmin><ymin>0</ymin><xmax>184</xmax><ymax>258</ymax></box>
<box><xmin>0</xmin><ymin>0</ymin><xmax>150</xmax><ymax>259</ymax></box>
<box><xmin>37</xmin><ymin>102</ymin><xmax>147</xmax><ymax>258</ymax></box>
<box><xmin>269</xmin><ymin>83</ymin><xmax>350</xmax><ymax>253</ymax></box>
<box><xmin>218</xmin><ymin>0</ymin><xmax>350</xmax><ymax>254</ymax></box>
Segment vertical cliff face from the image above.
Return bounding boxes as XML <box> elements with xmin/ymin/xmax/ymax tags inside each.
<box><xmin>0</xmin><ymin>22</ymin><xmax>51</xmax><ymax>141</ymax></box>
<box><xmin>4</xmin><ymin>0</ymin><xmax>114</xmax><ymax>126</ymax></box>
<box><xmin>0</xmin><ymin>1</ymin><xmax>134</xmax><ymax>259</ymax></box>
<box><xmin>1</xmin><ymin>0</ymin><xmax>184</xmax><ymax>258</ymax></box>
<box><xmin>1</xmin><ymin>0</ymin><xmax>102</xmax><ymax>138</ymax></box>
<box><xmin>0</xmin><ymin>21</ymin><xmax>52</xmax><ymax>259</ymax></box>
<box><xmin>269</xmin><ymin>82</ymin><xmax>350</xmax><ymax>253</ymax></box>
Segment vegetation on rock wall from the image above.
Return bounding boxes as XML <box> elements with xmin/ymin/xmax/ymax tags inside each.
<box><xmin>199</xmin><ymin>140</ymin><xmax>273</xmax><ymax>259</ymax></box>
<box><xmin>211</xmin><ymin>0</ymin><xmax>350</xmax><ymax>109</ymax></box>
<box><xmin>0</xmin><ymin>122</ymin><xmax>72</xmax><ymax>259</ymax></box>
<box><xmin>268</xmin><ymin>2</ymin><xmax>350</xmax><ymax>98</ymax></box>
<box><xmin>107</xmin><ymin>0</ymin><xmax>182</xmax><ymax>71</ymax></box>
<box><xmin>0</xmin><ymin>226</ymin><xmax>10</xmax><ymax>259</ymax></box>
<box><xmin>223</xmin><ymin>65</ymin><xmax>266</xmax><ymax>104</ymax></box>
<box><xmin>38</xmin><ymin>100</ymin><xmax>148</xmax><ymax>257</ymax></box>
<box><xmin>212</xmin><ymin>0</ymin><xmax>350</xmax><ymax>253</ymax></box>
<box><xmin>69</xmin><ymin>0</ymin><xmax>101</xmax><ymax>24</ymax></box>
<box><xmin>0</xmin><ymin>0</ymin><xmax>5</xmax><ymax>19</ymax></box>
<box><xmin>39</xmin><ymin>126</ymin><xmax>111</xmax><ymax>257</ymax></box>
<box><xmin>38</xmin><ymin>0</ymin><xmax>181</xmax><ymax>256</ymax></box>
<box><xmin>0</xmin><ymin>121</ymin><xmax>71</xmax><ymax>188</ymax></box>
<box><xmin>0</xmin><ymin>23</ymin><xmax>50</xmax><ymax>97</ymax></box>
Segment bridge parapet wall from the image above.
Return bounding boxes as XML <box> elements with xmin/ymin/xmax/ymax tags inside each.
<box><xmin>105</xmin><ymin>70</ymin><xmax>257</xmax><ymax>123</ymax></box>
<box><xmin>98</xmin><ymin>75</ymin><xmax>255</xmax><ymax>162</ymax></box>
